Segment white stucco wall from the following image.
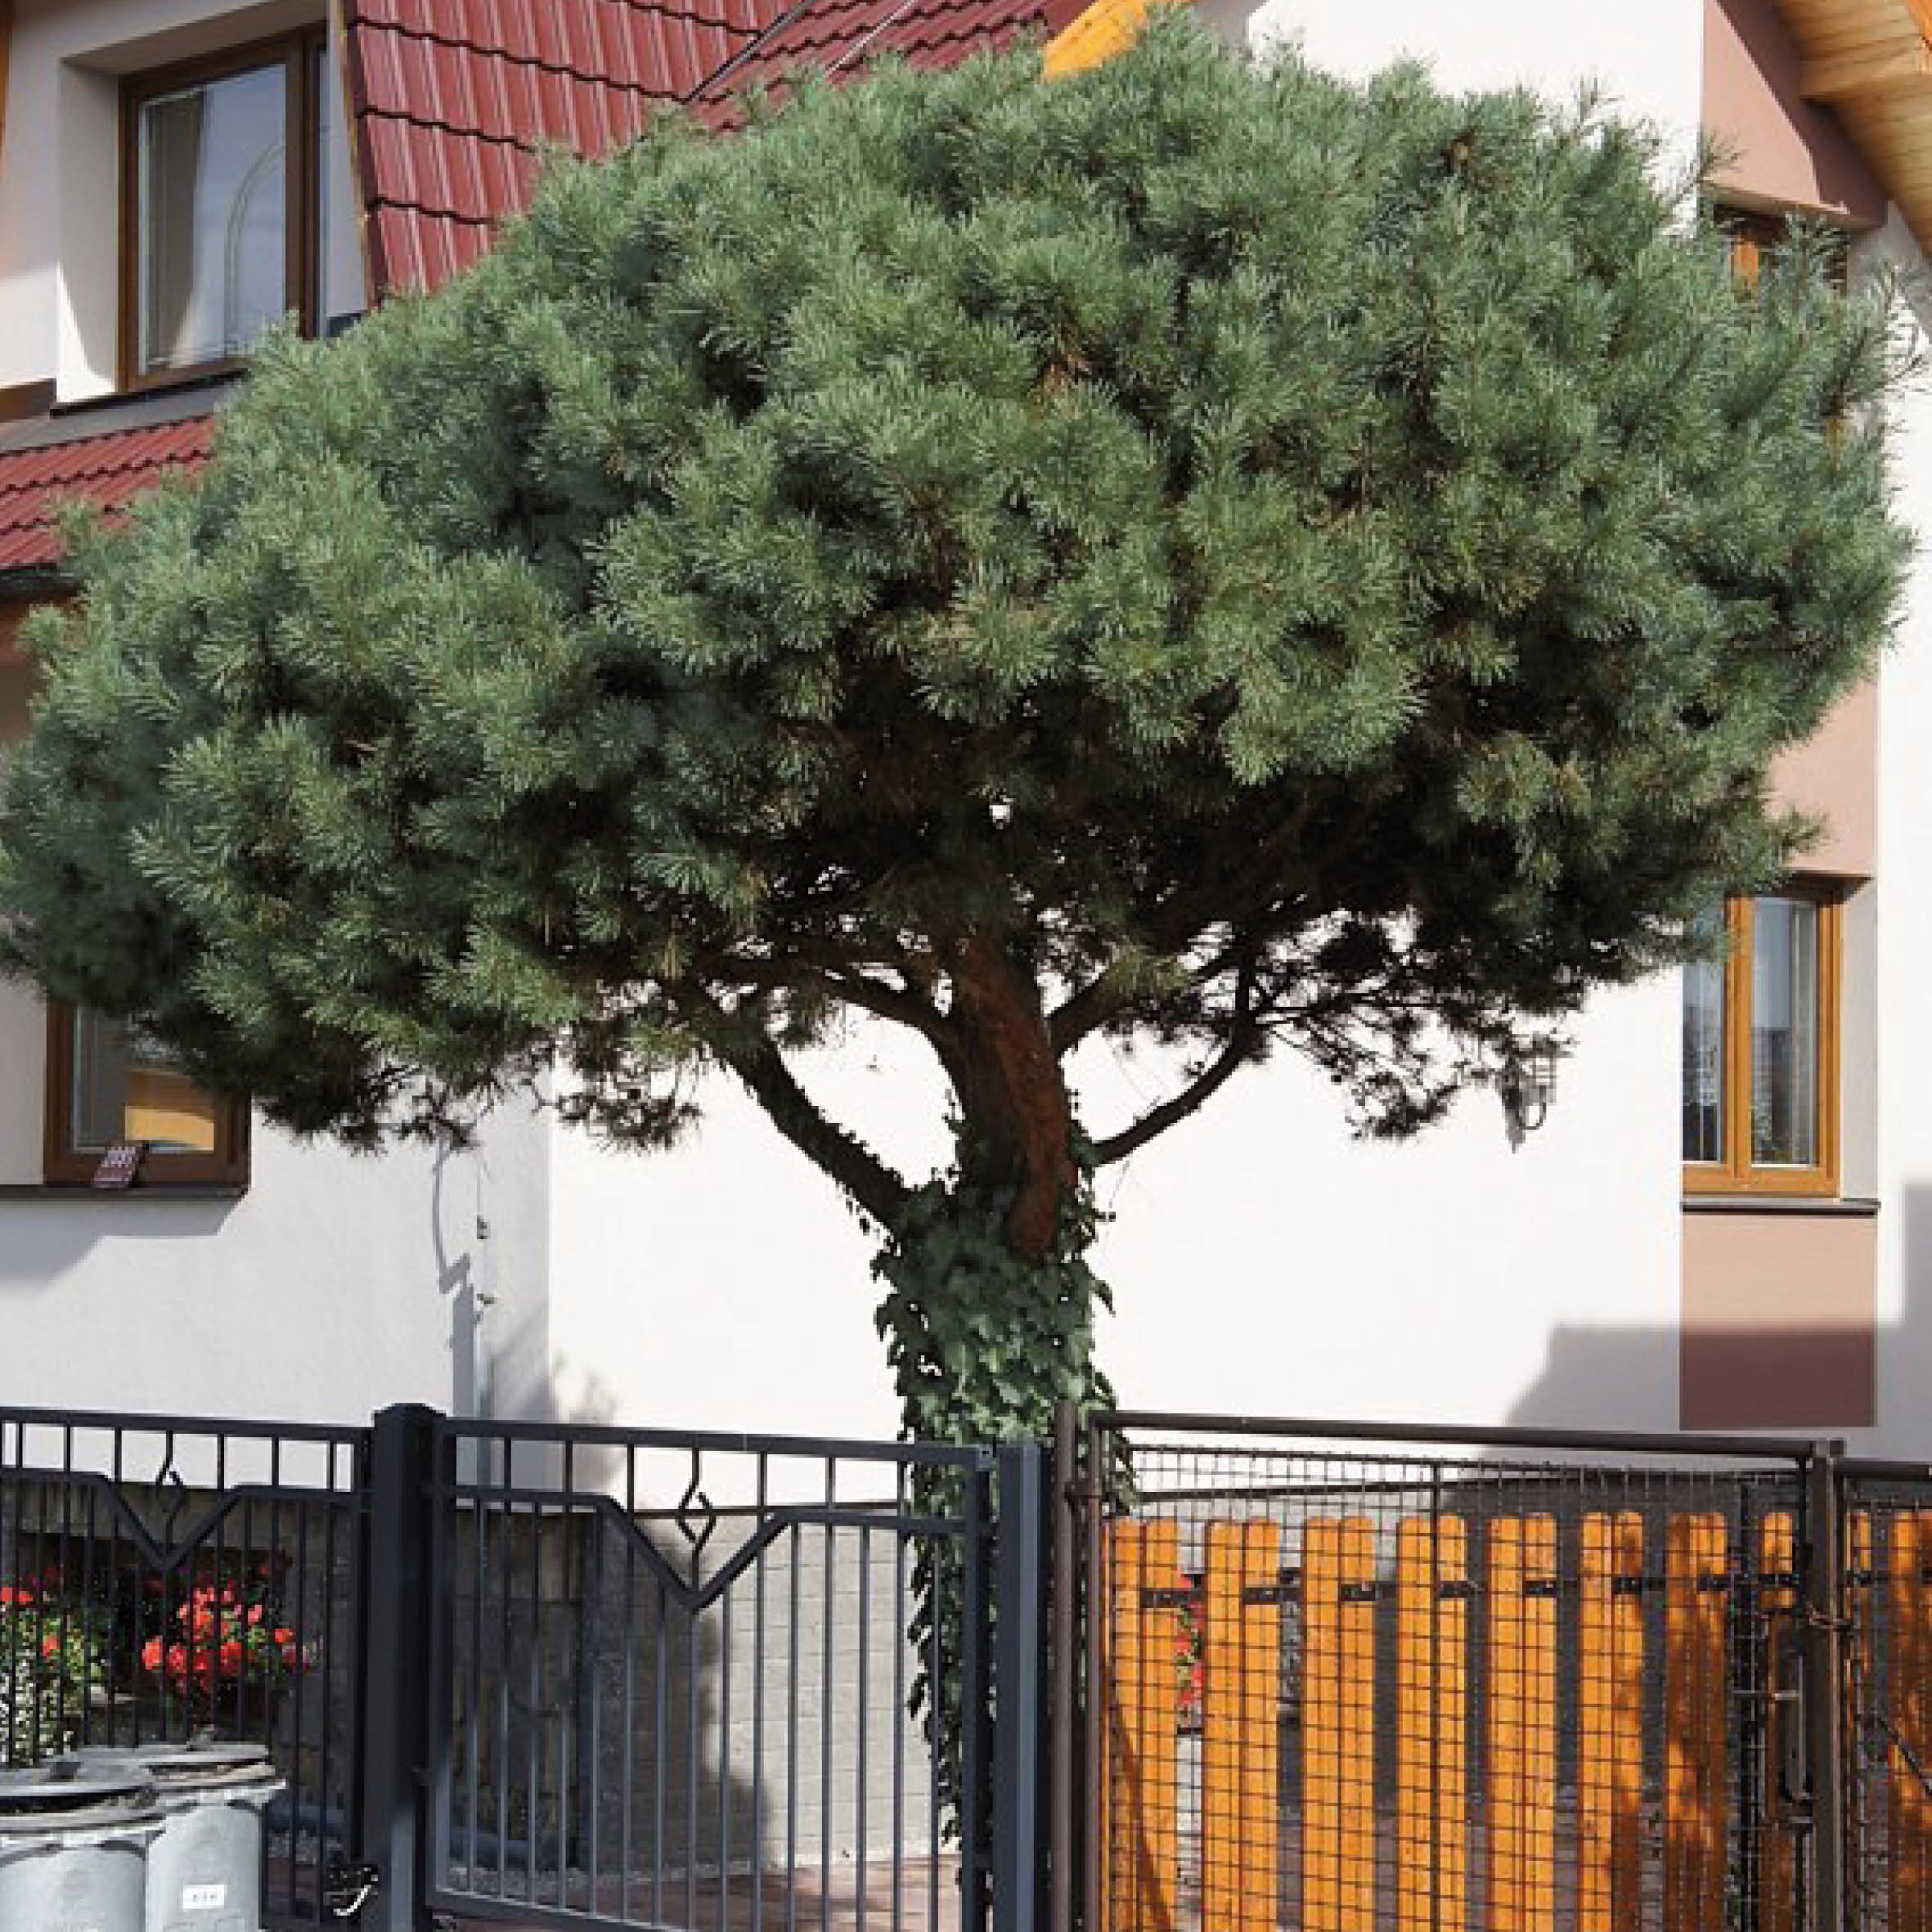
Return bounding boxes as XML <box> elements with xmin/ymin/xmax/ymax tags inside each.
<box><xmin>0</xmin><ymin>0</ymin><xmax>366</xmax><ymax>399</ymax></box>
<box><xmin>1865</xmin><ymin>211</ymin><xmax>1932</xmax><ymax>1460</ymax></box>
<box><xmin>0</xmin><ymin>1101</ymin><xmax>551</xmax><ymax>1423</ymax></box>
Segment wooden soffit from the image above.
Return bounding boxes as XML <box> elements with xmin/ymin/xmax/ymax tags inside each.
<box><xmin>1773</xmin><ymin>0</ymin><xmax>1932</xmax><ymax>245</ymax></box>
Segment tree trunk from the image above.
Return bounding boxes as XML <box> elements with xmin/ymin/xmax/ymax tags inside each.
<box><xmin>948</xmin><ymin>928</ymin><xmax>1079</xmax><ymax>1260</ymax></box>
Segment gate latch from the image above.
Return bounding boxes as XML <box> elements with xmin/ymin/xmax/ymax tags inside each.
<box><xmin>324</xmin><ymin>1857</ymin><xmax>383</xmax><ymax>1920</ymax></box>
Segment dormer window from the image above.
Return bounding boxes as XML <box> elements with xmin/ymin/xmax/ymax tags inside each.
<box><xmin>121</xmin><ymin>31</ymin><xmax>328</xmax><ymax>387</ymax></box>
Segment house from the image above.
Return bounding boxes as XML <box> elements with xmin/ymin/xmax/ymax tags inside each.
<box><xmin>1</xmin><ymin>0</ymin><xmax>1928</xmax><ymax>1453</ymax></box>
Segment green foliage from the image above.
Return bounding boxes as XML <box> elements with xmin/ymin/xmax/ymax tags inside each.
<box><xmin>1</xmin><ymin>24</ymin><xmax>1906</xmax><ymax>1179</ymax></box>
<box><xmin>0</xmin><ymin>1580</ymin><xmax>107</xmax><ymax>1768</ymax></box>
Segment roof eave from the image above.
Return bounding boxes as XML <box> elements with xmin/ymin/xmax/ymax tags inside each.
<box><xmin>1772</xmin><ymin>0</ymin><xmax>1932</xmax><ymax>252</ymax></box>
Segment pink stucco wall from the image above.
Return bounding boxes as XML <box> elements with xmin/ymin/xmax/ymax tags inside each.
<box><xmin>1773</xmin><ymin>673</ymin><xmax>1879</xmax><ymax>878</ymax></box>
<box><xmin>1682</xmin><ymin>1210</ymin><xmax>1876</xmax><ymax>1427</ymax></box>
<box><xmin>1703</xmin><ymin>0</ymin><xmax>1888</xmax><ymax>222</ymax></box>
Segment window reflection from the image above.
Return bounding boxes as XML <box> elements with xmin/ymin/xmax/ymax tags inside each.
<box><xmin>1751</xmin><ymin>896</ymin><xmax>1820</xmax><ymax>1167</ymax></box>
<box><xmin>1681</xmin><ymin>912</ymin><xmax>1726</xmax><ymax>1165</ymax></box>
<box><xmin>137</xmin><ymin>62</ymin><xmax>287</xmax><ymax>373</ymax></box>
<box><xmin>70</xmin><ymin>1010</ymin><xmax>219</xmax><ymax>1154</ymax></box>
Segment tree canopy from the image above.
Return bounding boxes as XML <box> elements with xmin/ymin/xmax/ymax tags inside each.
<box><xmin>0</xmin><ymin>22</ymin><xmax>1910</xmax><ymax>1440</ymax></box>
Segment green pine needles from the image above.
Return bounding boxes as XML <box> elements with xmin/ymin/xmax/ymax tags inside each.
<box><xmin>0</xmin><ymin>23</ymin><xmax>1911</xmax><ymax>1470</ymax></box>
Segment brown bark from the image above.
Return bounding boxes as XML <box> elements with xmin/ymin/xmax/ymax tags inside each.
<box><xmin>949</xmin><ymin>927</ymin><xmax>1076</xmax><ymax>1260</ymax></box>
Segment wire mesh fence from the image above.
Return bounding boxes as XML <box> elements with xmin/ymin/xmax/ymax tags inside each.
<box><xmin>1086</xmin><ymin>1421</ymin><xmax>1817</xmax><ymax>1932</ymax></box>
<box><xmin>1840</xmin><ymin>1469</ymin><xmax>1932</xmax><ymax>1932</ymax></box>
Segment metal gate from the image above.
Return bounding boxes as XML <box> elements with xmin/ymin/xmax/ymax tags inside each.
<box><xmin>0</xmin><ymin>1404</ymin><xmax>371</xmax><ymax>1929</ymax></box>
<box><xmin>412</xmin><ymin>1415</ymin><xmax>1051</xmax><ymax>1932</ymax></box>
<box><xmin>1068</xmin><ymin>1411</ymin><xmax>1840</xmax><ymax>1932</ymax></box>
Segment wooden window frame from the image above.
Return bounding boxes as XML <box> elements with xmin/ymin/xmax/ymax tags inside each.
<box><xmin>1714</xmin><ymin>203</ymin><xmax>1851</xmax><ymax>292</ymax></box>
<box><xmin>117</xmin><ymin>28</ymin><xmax>327</xmax><ymax>393</ymax></box>
<box><xmin>43</xmin><ymin>1002</ymin><xmax>250</xmax><ymax>1187</ymax></box>
<box><xmin>1682</xmin><ymin>884</ymin><xmax>1843</xmax><ymax>1200</ymax></box>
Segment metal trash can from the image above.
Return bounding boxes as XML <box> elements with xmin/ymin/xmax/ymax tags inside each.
<box><xmin>62</xmin><ymin>1739</ymin><xmax>284</xmax><ymax>1932</ymax></box>
<box><xmin>0</xmin><ymin>1762</ymin><xmax>164</xmax><ymax>1932</ymax></box>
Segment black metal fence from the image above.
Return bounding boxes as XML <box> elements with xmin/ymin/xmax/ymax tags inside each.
<box><xmin>8</xmin><ymin>1397</ymin><xmax>1932</xmax><ymax>1932</ymax></box>
<box><xmin>1838</xmin><ymin>1460</ymin><xmax>1932</xmax><ymax>1932</ymax></box>
<box><xmin>0</xmin><ymin>1404</ymin><xmax>369</xmax><ymax>1926</ymax></box>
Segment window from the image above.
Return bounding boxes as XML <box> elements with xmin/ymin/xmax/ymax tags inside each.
<box><xmin>120</xmin><ymin>31</ymin><xmax>329</xmax><ymax>387</ymax></box>
<box><xmin>43</xmin><ymin>1004</ymin><xmax>249</xmax><ymax>1186</ymax></box>
<box><xmin>1682</xmin><ymin>887</ymin><xmax>1842</xmax><ymax>1196</ymax></box>
<box><xmin>1715</xmin><ymin>205</ymin><xmax>1849</xmax><ymax>292</ymax></box>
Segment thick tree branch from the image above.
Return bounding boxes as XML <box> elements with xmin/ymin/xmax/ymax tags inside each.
<box><xmin>1091</xmin><ymin>964</ymin><xmax>1264</xmax><ymax>1164</ymax></box>
<box><xmin>1049</xmin><ymin>928</ymin><xmax>1251</xmax><ymax>1057</ymax></box>
<box><xmin>720</xmin><ymin>1036</ymin><xmax>913</xmax><ymax>1230</ymax></box>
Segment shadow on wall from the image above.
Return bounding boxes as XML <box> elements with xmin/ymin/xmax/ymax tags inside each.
<box><xmin>0</xmin><ymin>1197</ymin><xmax>242</xmax><ymax>1293</ymax></box>
<box><xmin>1501</xmin><ymin>1186</ymin><xmax>1932</xmax><ymax>1454</ymax></box>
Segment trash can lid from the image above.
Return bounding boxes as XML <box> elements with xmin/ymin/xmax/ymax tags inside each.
<box><xmin>0</xmin><ymin>1763</ymin><xmax>160</xmax><ymax>1836</ymax></box>
<box><xmin>60</xmin><ymin>1738</ymin><xmax>277</xmax><ymax>1793</ymax></box>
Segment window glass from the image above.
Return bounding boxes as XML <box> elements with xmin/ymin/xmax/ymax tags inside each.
<box><xmin>69</xmin><ymin>1010</ymin><xmax>219</xmax><ymax>1155</ymax></box>
<box><xmin>1751</xmin><ymin>895</ymin><xmax>1820</xmax><ymax>1167</ymax></box>
<box><xmin>137</xmin><ymin>61</ymin><xmax>287</xmax><ymax>374</ymax></box>
<box><xmin>1681</xmin><ymin>919</ymin><xmax>1727</xmax><ymax>1166</ymax></box>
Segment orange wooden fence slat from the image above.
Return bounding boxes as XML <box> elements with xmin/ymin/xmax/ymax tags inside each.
<box><xmin>1397</xmin><ymin>1515</ymin><xmax>1468</xmax><ymax>1932</ymax></box>
<box><xmin>1665</xmin><ymin>1513</ymin><xmax>1729</xmax><ymax>1932</ymax></box>
<box><xmin>1106</xmin><ymin>1520</ymin><xmax>1180</xmax><ymax>1932</ymax></box>
<box><xmin>1578</xmin><ymin>1512</ymin><xmax>1644</xmax><ymax>1932</ymax></box>
<box><xmin>1891</xmin><ymin>1512</ymin><xmax>1931</xmax><ymax>1932</ymax></box>
<box><xmin>1488</xmin><ymin>1516</ymin><xmax>1557</xmax><ymax>1932</ymax></box>
<box><xmin>1756</xmin><ymin>1512</ymin><xmax>1798</xmax><ymax>1932</ymax></box>
<box><xmin>1304</xmin><ymin>1516</ymin><xmax>1377</xmax><ymax>1932</ymax></box>
<box><xmin>1202</xmin><ymin>1521</ymin><xmax>1282</xmax><ymax>1932</ymax></box>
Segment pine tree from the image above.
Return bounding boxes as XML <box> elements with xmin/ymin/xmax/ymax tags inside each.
<box><xmin>1</xmin><ymin>21</ymin><xmax>1909</xmax><ymax>1458</ymax></box>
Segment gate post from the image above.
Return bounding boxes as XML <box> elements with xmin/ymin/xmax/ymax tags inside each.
<box><xmin>995</xmin><ymin>1444</ymin><xmax>1049</xmax><ymax>1932</ymax></box>
<box><xmin>357</xmin><ymin>1403</ymin><xmax>443</xmax><ymax>1931</ymax></box>
<box><xmin>1804</xmin><ymin>1438</ymin><xmax>1848</xmax><ymax>1932</ymax></box>
<box><xmin>1049</xmin><ymin>1405</ymin><xmax>1081</xmax><ymax>1932</ymax></box>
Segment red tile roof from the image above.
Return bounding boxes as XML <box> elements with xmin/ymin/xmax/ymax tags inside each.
<box><xmin>344</xmin><ymin>0</ymin><xmax>796</xmax><ymax>293</ymax></box>
<box><xmin>0</xmin><ymin>417</ymin><xmax>217</xmax><ymax>575</ymax></box>
<box><xmin>344</xmin><ymin>0</ymin><xmax>1087</xmax><ymax>290</ymax></box>
<box><xmin>0</xmin><ymin>0</ymin><xmax>1096</xmax><ymax>581</ymax></box>
<box><xmin>695</xmin><ymin>0</ymin><xmax>1082</xmax><ymax>122</ymax></box>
